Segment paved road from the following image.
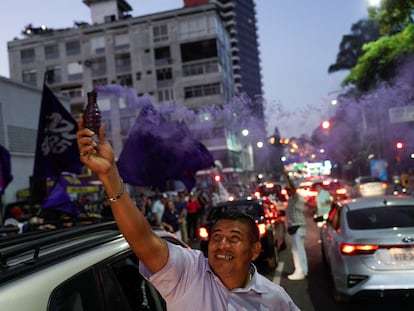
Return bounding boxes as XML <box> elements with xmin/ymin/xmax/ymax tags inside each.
<box><xmin>268</xmin><ymin>207</ymin><xmax>414</xmax><ymax>311</ymax></box>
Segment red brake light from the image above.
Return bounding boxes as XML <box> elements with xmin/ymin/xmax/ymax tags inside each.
<box><xmin>281</xmin><ymin>189</ymin><xmax>287</xmax><ymax>195</ymax></box>
<box><xmin>322</xmin><ymin>180</ymin><xmax>330</xmax><ymax>185</ymax></box>
<box><xmin>340</xmin><ymin>243</ymin><xmax>379</xmax><ymax>255</ymax></box>
<box><xmin>336</xmin><ymin>188</ymin><xmax>347</xmax><ymax>195</ymax></box>
<box><xmin>198</xmin><ymin>227</ymin><xmax>209</xmax><ymax>239</ymax></box>
<box><xmin>254</xmin><ymin>191</ymin><xmax>261</xmax><ymax>198</ymax></box>
<box><xmin>381</xmin><ymin>183</ymin><xmax>387</xmax><ymax>189</ymax></box>
<box><xmin>265</xmin><ymin>182</ymin><xmax>274</xmax><ymax>189</ymax></box>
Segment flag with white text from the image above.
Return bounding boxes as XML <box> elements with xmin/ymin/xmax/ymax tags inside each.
<box><xmin>32</xmin><ymin>83</ymin><xmax>82</xmax><ymax>181</ymax></box>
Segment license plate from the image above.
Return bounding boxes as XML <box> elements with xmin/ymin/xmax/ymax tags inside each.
<box><xmin>389</xmin><ymin>248</ymin><xmax>414</xmax><ymax>262</ymax></box>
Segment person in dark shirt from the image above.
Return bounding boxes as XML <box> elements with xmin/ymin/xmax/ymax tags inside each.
<box><xmin>162</xmin><ymin>200</ymin><xmax>182</xmax><ymax>240</ymax></box>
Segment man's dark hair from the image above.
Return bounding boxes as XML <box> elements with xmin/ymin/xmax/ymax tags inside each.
<box><xmin>213</xmin><ymin>211</ymin><xmax>260</xmax><ymax>243</ymax></box>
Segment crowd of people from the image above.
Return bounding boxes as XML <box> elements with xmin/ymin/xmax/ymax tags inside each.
<box><xmin>134</xmin><ymin>188</ymin><xmax>209</xmax><ymax>244</ymax></box>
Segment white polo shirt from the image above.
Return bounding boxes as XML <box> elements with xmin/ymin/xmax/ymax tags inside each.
<box><xmin>140</xmin><ymin>243</ymin><xmax>299</xmax><ymax>311</ymax></box>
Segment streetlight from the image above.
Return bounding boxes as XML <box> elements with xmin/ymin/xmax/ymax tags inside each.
<box><xmin>242</xmin><ymin>129</ymin><xmax>249</xmax><ymax>137</ymax></box>
<box><xmin>257</xmin><ymin>141</ymin><xmax>264</xmax><ymax>148</ymax></box>
<box><xmin>321</xmin><ymin>120</ymin><xmax>331</xmax><ymax>130</ymax></box>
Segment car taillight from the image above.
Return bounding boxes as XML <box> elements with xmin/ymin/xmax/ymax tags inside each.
<box><xmin>257</xmin><ymin>223</ymin><xmax>266</xmax><ymax>237</ymax></box>
<box><xmin>381</xmin><ymin>183</ymin><xmax>387</xmax><ymax>189</ymax></box>
<box><xmin>340</xmin><ymin>243</ymin><xmax>379</xmax><ymax>255</ymax></box>
<box><xmin>198</xmin><ymin>227</ymin><xmax>209</xmax><ymax>239</ymax></box>
<box><xmin>254</xmin><ymin>191</ymin><xmax>261</xmax><ymax>198</ymax></box>
<box><xmin>281</xmin><ymin>189</ymin><xmax>287</xmax><ymax>196</ymax></box>
<box><xmin>308</xmin><ymin>190</ymin><xmax>318</xmax><ymax>197</ymax></box>
<box><xmin>336</xmin><ymin>188</ymin><xmax>347</xmax><ymax>195</ymax></box>
<box><xmin>265</xmin><ymin>182</ymin><xmax>274</xmax><ymax>189</ymax></box>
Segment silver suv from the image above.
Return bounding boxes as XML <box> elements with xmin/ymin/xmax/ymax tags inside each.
<box><xmin>0</xmin><ymin>221</ymin><xmax>188</xmax><ymax>310</ymax></box>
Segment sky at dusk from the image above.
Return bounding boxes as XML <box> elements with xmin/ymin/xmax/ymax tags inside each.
<box><xmin>0</xmin><ymin>0</ymin><xmax>370</xmax><ymax>137</ymax></box>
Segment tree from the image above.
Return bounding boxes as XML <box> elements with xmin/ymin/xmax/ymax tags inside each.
<box><xmin>328</xmin><ymin>19</ymin><xmax>380</xmax><ymax>73</ymax></box>
<box><xmin>340</xmin><ymin>1</ymin><xmax>414</xmax><ymax>91</ymax></box>
<box><xmin>343</xmin><ymin>24</ymin><xmax>414</xmax><ymax>91</ymax></box>
<box><xmin>368</xmin><ymin>0</ymin><xmax>414</xmax><ymax>35</ymax></box>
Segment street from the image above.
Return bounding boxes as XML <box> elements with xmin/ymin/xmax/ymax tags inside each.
<box><xmin>262</xmin><ymin>207</ymin><xmax>414</xmax><ymax>311</ymax></box>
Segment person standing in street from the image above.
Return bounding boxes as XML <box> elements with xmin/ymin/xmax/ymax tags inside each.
<box><xmin>186</xmin><ymin>192</ymin><xmax>201</xmax><ymax>240</ymax></box>
<box><xmin>76</xmin><ymin>117</ymin><xmax>300</xmax><ymax>310</ymax></box>
<box><xmin>283</xmin><ymin>170</ymin><xmax>308</xmax><ymax>281</ymax></box>
<box><xmin>314</xmin><ymin>182</ymin><xmax>332</xmax><ymax>227</ymax></box>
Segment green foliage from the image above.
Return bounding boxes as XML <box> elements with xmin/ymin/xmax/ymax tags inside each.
<box><xmin>368</xmin><ymin>0</ymin><xmax>414</xmax><ymax>35</ymax></box>
<box><xmin>343</xmin><ymin>24</ymin><xmax>414</xmax><ymax>91</ymax></box>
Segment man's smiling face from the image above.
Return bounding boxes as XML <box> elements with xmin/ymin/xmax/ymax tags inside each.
<box><xmin>207</xmin><ymin>219</ymin><xmax>261</xmax><ymax>286</ymax></box>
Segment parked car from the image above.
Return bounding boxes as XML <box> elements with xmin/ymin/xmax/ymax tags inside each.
<box><xmin>0</xmin><ymin>221</ymin><xmax>189</xmax><ymax>310</ymax></box>
<box><xmin>318</xmin><ymin>195</ymin><xmax>414</xmax><ymax>302</ymax></box>
<box><xmin>198</xmin><ymin>197</ymin><xmax>286</xmax><ymax>270</ymax></box>
<box><xmin>352</xmin><ymin>176</ymin><xmax>388</xmax><ymax>197</ymax></box>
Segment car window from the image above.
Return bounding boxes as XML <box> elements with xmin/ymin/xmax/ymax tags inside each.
<box><xmin>347</xmin><ymin>206</ymin><xmax>414</xmax><ymax>230</ymax></box>
<box><xmin>105</xmin><ymin>254</ymin><xmax>166</xmax><ymax>311</ymax></box>
<box><xmin>48</xmin><ymin>268</ymin><xmax>102</xmax><ymax>311</ymax></box>
<box><xmin>48</xmin><ymin>252</ymin><xmax>166</xmax><ymax>311</ymax></box>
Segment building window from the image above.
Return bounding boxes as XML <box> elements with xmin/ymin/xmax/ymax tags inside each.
<box><xmin>154</xmin><ymin>46</ymin><xmax>171</xmax><ymax>67</ymax></box>
<box><xmin>115</xmin><ymin>33</ymin><xmax>130</xmax><ymax>50</ymax></box>
<box><xmin>92</xmin><ymin>78</ymin><xmax>108</xmax><ymax>87</ymax></box>
<box><xmin>183</xmin><ymin>59</ymin><xmax>219</xmax><ymax>76</ymax></box>
<box><xmin>117</xmin><ymin>74</ymin><xmax>133</xmax><ymax>87</ymax></box>
<box><xmin>104</xmin><ymin>15</ymin><xmax>116</xmax><ymax>23</ymax></box>
<box><xmin>115</xmin><ymin>53</ymin><xmax>131</xmax><ymax>73</ymax></box>
<box><xmin>135</xmin><ymin>72</ymin><xmax>142</xmax><ymax>80</ymax></box>
<box><xmin>178</xmin><ymin>16</ymin><xmax>217</xmax><ymax>40</ymax></box>
<box><xmin>67</xmin><ymin>62</ymin><xmax>83</xmax><ymax>81</ymax></box>
<box><xmin>20</xmin><ymin>48</ymin><xmax>35</xmax><ymax>64</ymax></box>
<box><xmin>22</xmin><ymin>69</ymin><xmax>37</xmax><ymax>86</ymax></box>
<box><xmin>45</xmin><ymin>44</ymin><xmax>59</xmax><ymax>60</ymax></box>
<box><xmin>156</xmin><ymin>68</ymin><xmax>172</xmax><ymax>81</ymax></box>
<box><xmin>120</xmin><ymin>116</ymin><xmax>134</xmax><ymax>135</ymax></box>
<box><xmin>46</xmin><ymin>65</ymin><xmax>61</xmax><ymax>84</ymax></box>
<box><xmin>157</xmin><ymin>89</ymin><xmax>174</xmax><ymax>102</ymax></box>
<box><xmin>66</xmin><ymin>40</ymin><xmax>81</xmax><ymax>56</ymax></box>
<box><xmin>90</xmin><ymin>36</ymin><xmax>105</xmax><ymax>54</ymax></box>
<box><xmin>153</xmin><ymin>24</ymin><xmax>168</xmax><ymax>42</ymax></box>
<box><xmin>91</xmin><ymin>58</ymin><xmax>106</xmax><ymax>77</ymax></box>
<box><xmin>181</xmin><ymin>39</ymin><xmax>217</xmax><ymax>62</ymax></box>
<box><xmin>184</xmin><ymin>83</ymin><xmax>221</xmax><ymax>99</ymax></box>
<box><xmin>61</xmin><ymin>86</ymin><xmax>83</xmax><ymax>99</ymax></box>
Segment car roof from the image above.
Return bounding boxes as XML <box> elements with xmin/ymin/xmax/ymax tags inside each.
<box><xmin>0</xmin><ymin>221</ymin><xmax>188</xmax><ymax>285</ymax></box>
<box><xmin>340</xmin><ymin>195</ymin><xmax>414</xmax><ymax>211</ymax></box>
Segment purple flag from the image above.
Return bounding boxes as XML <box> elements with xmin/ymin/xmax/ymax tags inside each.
<box><xmin>41</xmin><ymin>177</ymin><xmax>80</xmax><ymax>216</ymax></box>
<box><xmin>32</xmin><ymin>82</ymin><xmax>82</xmax><ymax>182</ymax></box>
<box><xmin>117</xmin><ymin>104</ymin><xmax>214</xmax><ymax>190</ymax></box>
<box><xmin>0</xmin><ymin>144</ymin><xmax>13</xmax><ymax>194</ymax></box>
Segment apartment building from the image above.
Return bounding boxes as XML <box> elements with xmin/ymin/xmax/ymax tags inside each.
<box><xmin>7</xmin><ymin>0</ymin><xmax>263</xmax><ymax>184</ymax></box>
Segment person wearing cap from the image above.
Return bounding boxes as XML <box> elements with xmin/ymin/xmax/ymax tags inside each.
<box><xmin>3</xmin><ymin>206</ymin><xmax>26</xmax><ymax>235</ymax></box>
<box><xmin>76</xmin><ymin>117</ymin><xmax>300</xmax><ymax>310</ymax></box>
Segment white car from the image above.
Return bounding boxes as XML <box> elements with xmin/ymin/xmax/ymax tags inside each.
<box><xmin>0</xmin><ymin>221</ymin><xmax>189</xmax><ymax>310</ymax></box>
<box><xmin>319</xmin><ymin>195</ymin><xmax>414</xmax><ymax>302</ymax></box>
<box><xmin>353</xmin><ymin>176</ymin><xmax>388</xmax><ymax>197</ymax></box>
